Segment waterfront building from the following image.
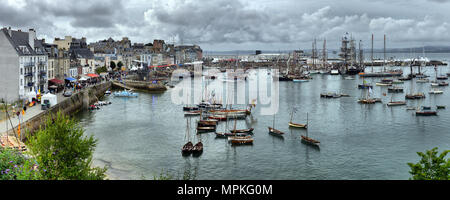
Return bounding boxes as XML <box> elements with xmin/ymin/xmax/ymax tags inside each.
<box><xmin>0</xmin><ymin>27</ymin><xmax>48</xmax><ymax>102</ymax></box>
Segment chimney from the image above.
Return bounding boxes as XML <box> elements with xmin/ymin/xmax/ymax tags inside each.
<box><xmin>8</xmin><ymin>27</ymin><xmax>12</xmax><ymax>37</ymax></box>
<box><xmin>29</xmin><ymin>28</ymin><xmax>36</xmax><ymax>50</ymax></box>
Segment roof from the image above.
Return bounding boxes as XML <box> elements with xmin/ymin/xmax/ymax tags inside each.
<box><xmin>1</xmin><ymin>28</ymin><xmax>46</xmax><ymax>56</ymax></box>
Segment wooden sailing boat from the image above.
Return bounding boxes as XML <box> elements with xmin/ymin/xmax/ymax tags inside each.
<box><xmin>192</xmin><ymin>137</ymin><xmax>203</xmax><ymax>156</ymax></box>
<box><xmin>228</xmin><ymin>117</ymin><xmax>253</xmax><ymax>145</ymax></box>
<box><xmin>387</xmin><ymin>93</ymin><xmax>406</xmax><ymax>106</ymax></box>
<box><xmin>182</xmin><ymin>118</ymin><xmax>194</xmax><ymax>155</ymax></box>
<box><xmin>288</xmin><ymin>108</ymin><xmax>307</xmax><ymax>128</ymax></box>
<box><xmin>301</xmin><ymin>113</ymin><xmax>320</xmax><ymax>146</ymax></box>
<box><xmin>268</xmin><ymin>114</ymin><xmax>285</xmax><ymax>136</ymax></box>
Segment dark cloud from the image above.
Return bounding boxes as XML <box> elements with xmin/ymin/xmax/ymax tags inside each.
<box><xmin>1</xmin><ymin>0</ymin><xmax>450</xmax><ymax>50</ymax></box>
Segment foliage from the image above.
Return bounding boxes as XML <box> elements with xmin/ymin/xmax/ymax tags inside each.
<box><xmin>408</xmin><ymin>147</ymin><xmax>449</xmax><ymax>180</ymax></box>
<box><xmin>110</xmin><ymin>61</ymin><xmax>116</xmax><ymax>71</ymax></box>
<box><xmin>117</xmin><ymin>61</ymin><xmax>124</xmax><ymax>69</ymax></box>
<box><xmin>0</xmin><ymin>148</ymin><xmax>43</xmax><ymax>180</ymax></box>
<box><xmin>95</xmin><ymin>66</ymin><xmax>108</xmax><ymax>74</ymax></box>
<box><xmin>26</xmin><ymin>112</ymin><xmax>107</xmax><ymax>180</ymax></box>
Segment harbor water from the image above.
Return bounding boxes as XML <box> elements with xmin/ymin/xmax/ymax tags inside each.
<box><xmin>75</xmin><ymin>58</ymin><xmax>450</xmax><ymax>180</ymax></box>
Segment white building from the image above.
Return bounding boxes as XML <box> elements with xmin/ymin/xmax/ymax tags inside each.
<box><xmin>0</xmin><ymin>27</ymin><xmax>48</xmax><ymax>102</ymax></box>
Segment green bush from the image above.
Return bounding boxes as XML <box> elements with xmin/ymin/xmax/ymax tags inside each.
<box><xmin>408</xmin><ymin>147</ymin><xmax>450</xmax><ymax>180</ymax></box>
<box><xmin>26</xmin><ymin>112</ymin><xmax>107</xmax><ymax>180</ymax></box>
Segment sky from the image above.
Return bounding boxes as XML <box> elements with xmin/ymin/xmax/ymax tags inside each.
<box><xmin>1</xmin><ymin>0</ymin><xmax>450</xmax><ymax>51</ymax></box>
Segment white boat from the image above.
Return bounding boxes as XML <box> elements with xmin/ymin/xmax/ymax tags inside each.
<box><xmin>330</xmin><ymin>70</ymin><xmax>339</xmax><ymax>75</ymax></box>
<box><xmin>376</xmin><ymin>82</ymin><xmax>392</xmax><ymax>86</ymax></box>
<box><xmin>293</xmin><ymin>79</ymin><xmax>309</xmax><ymax>82</ymax></box>
<box><xmin>416</xmin><ymin>78</ymin><xmax>429</xmax><ymax>83</ymax></box>
<box><xmin>428</xmin><ymin>89</ymin><xmax>443</xmax><ymax>94</ymax></box>
<box><xmin>113</xmin><ymin>90</ymin><xmax>138</xmax><ymax>97</ymax></box>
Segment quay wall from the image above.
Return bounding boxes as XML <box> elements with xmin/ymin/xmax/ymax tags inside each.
<box><xmin>6</xmin><ymin>81</ymin><xmax>111</xmax><ymax>142</ymax></box>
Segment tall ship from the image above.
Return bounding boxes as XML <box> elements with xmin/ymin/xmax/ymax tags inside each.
<box><xmin>339</xmin><ymin>33</ymin><xmax>362</xmax><ymax>75</ymax></box>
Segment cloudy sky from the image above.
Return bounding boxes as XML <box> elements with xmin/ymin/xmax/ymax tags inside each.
<box><xmin>1</xmin><ymin>0</ymin><xmax>450</xmax><ymax>51</ymax></box>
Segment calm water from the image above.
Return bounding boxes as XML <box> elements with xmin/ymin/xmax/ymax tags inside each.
<box><xmin>75</xmin><ymin>58</ymin><xmax>450</xmax><ymax>180</ymax></box>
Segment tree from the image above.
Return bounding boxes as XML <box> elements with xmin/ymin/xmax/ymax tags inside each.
<box><xmin>26</xmin><ymin>112</ymin><xmax>107</xmax><ymax>180</ymax></box>
<box><xmin>95</xmin><ymin>66</ymin><xmax>108</xmax><ymax>74</ymax></box>
<box><xmin>407</xmin><ymin>147</ymin><xmax>449</xmax><ymax>180</ymax></box>
<box><xmin>117</xmin><ymin>61</ymin><xmax>124</xmax><ymax>69</ymax></box>
<box><xmin>110</xmin><ymin>61</ymin><xmax>116</xmax><ymax>71</ymax></box>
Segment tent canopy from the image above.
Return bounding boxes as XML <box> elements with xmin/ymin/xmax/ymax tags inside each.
<box><xmin>65</xmin><ymin>77</ymin><xmax>76</xmax><ymax>82</ymax></box>
<box><xmin>49</xmin><ymin>78</ymin><xmax>64</xmax><ymax>85</ymax></box>
<box><xmin>86</xmin><ymin>73</ymin><xmax>100</xmax><ymax>78</ymax></box>
<box><xmin>79</xmin><ymin>76</ymin><xmax>89</xmax><ymax>81</ymax></box>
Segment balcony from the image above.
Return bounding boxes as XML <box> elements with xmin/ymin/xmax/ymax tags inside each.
<box><xmin>24</xmin><ymin>62</ymin><xmax>35</xmax><ymax>68</ymax></box>
<box><xmin>24</xmin><ymin>72</ymin><xmax>34</xmax><ymax>77</ymax></box>
<box><xmin>27</xmin><ymin>82</ymin><xmax>34</xmax><ymax>87</ymax></box>
<box><xmin>39</xmin><ymin>71</ymin><xmax>47</xmax><ymax>76</ymax></box>
<box><xmin>38</xmin><ymin>61</ymin><xmax>47</xmax><ymax>66</ymax></box>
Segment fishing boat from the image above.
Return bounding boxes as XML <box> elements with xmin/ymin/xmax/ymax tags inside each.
<box><xmin>388</xmin><ymin>86</ymin><xmax>404</xmax><ymax>93</ymax></box>
<box><xmin>405</xmin><ymin>93</ymin><xmax>426</xmax><ymax>99</ymax></box>
<box><xmin>301</xmin><ymin>113</ymin><xmax>320</xmax><ymax>147</ymax></box>
<box><xmin>192</xmin><ymin>142</ymin><xmax>203</xmax><ymax>156</ymax></box>
<box><xmin>320</xmin><ymin>92</ymin><xmax>342</xmax><ymax>98</ymax></box>
<box><xmin>208</xmin><ymin>115</ymin><xmax>228</xmax><ymax>121</ymax></box>
<box><xmin>406</xmin><ymin>106</ymin><xmax>417</xmax><ymax>110</ymax></box>
<box><xmin>416</xmin><ymin>78</ymin><xmax>429</xmax><ymax>83</ymax></box>
<box><xmin>416</xmin><ymin>110</ymin><xmax>438</xmax><ymax>116</ymax></box>
<box><xmin>289</xmin><ymin>108</ymin><xmax>307</xmax><ymax>128</ymax></box>
<box><xmin>184</xmin><ymin>110</ymin><xmax>202</xmax><ymax>116</ymax></box>
<box><xmin>376</xmin><ymin>82</ymin><xmax>392</xmax><ymax>86</ymax></box>
<box><xmin>268</xmin><ymin>115</ymin><xmax>284</xmax><ymax>136</ymax></box>
<box><xmin>437</xmin><ymin>76</ymin><xmax>448</xmax><ymax>80</ymax></box>
<box><xmin>197</xmin><ymin>126</ymin><xmax>216</xmax><ymax>133</ymax></box>
<box><xmin>293</xmin><ymin>78</ymin><xmax>310</xmax><ymax>82</ymax></box>
<box><xmin>437</xmin><ymin>105</ymin><xmax>446</xmax><ymax>109</ymax></box>
<box><xmin>113</xmin><ymin>90</ymin><xmax>138</xmax><ymax>97</ymax></box>
<box><xmin>231</xmin><ymin>128</ymin><xmax>254</xmax><ymax>134</ymax></box>
<box><xmin>228</xmin><ymin>118</ymin><xmax>254</xmax><ymax>145</ymax></box>
<box><xmin>398</xmin><ymin>76</ymin><xmax>412</xmax><ymax>81</ymax></box>
<box><xmin>105</xmin><ymin>90</ymin><xmax>112</xmax><ymax>95</ymax></box>
<box><xmin>198</xmin><ymin>120</ymin><xmax>218</xmax><ymax>127</ymax></box>
<box><xmin>344</xmin><ymin>76</ymin><xmax>355</xmax><ymax>80</ymax></box>
<box><xmin>387</xmin><ymin>101</ymin><xmax>406</xmax><ymax>106</ymax></box>
<box><xmin>229</xmin><ymin>136</ymin><xmax>254</xmax><ymax>145</ymax></box>
<box><xmin>438</xmin><ymin>81</ymin><xmax>449</xmax><ymax>86</ymax></box>
<box><xmin>428</xmin><ymin>89</ymin><xmax>443</xmax><ymax>94</ymax></box>
<box><xmin>182</xmin><ymin>119</ymin><xmax>194</xmax><ymax>155</ymax></box>
<box><xmin>183</xmin><ymin>106</ymin><xmax>199</xmax><ymax>111</ymax></box>
<box><xmin>330</xmin><ymin>69</ymin><xmax>340</xmax><ymax>75</ymax></box>
<box><xmin>392</xmin><ymin>80</ymin><xmax>404</xmax><ymax>84</ymax></box>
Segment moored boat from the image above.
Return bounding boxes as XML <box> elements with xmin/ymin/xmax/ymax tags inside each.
<box><xmin>387</xmin><ymin>101</ymin><xmax>406</xmax><ymax>106</ymax></box>
<box><xmin>416</xmin><ymin>110</ymin><xmax>438</xmax><ymax>116</ymax></box>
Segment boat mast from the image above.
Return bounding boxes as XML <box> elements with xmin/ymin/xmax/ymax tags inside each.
<box><xmin>306</xmin><ymin>112</ymin><xmax>309</xmax><ymax>138</ymax></box>
<box><xmin>383</xmin><ymin>34</ymin><xmax>386</xmax><ymax>72</ymax></box>
<box><xmin>371</xmin><ymin>34</ymin><xmax>374</xmax><ymax>73</ymax></box>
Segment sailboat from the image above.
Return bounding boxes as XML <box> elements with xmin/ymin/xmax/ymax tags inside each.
<box><xmin>358</xmin><ymin>76</ymin><xmax>373</xmax><ymax>89</ymax></box>
<box><xmin>192</xmin><ymin>139</ymin><xmax>203</xmax><ymax>156</ymax></box>
<box><xmin>358</xmin><ymin>87</ymin><xmax>378</xmax><ymax>104</ymax></box>
<box><xmin>387</xmin><ymin>93</ymin><xmax>406</xmax><ymax>106</ymax></box>
<box><xmin>228</xmin><ymin>118</ymin><xmax>253</xmax><ymax>145</ymax></box>
<box><xmin>301</xmin><ymin>113</ymin><xmax>320</xmax><ymax>146</ymax></box>
<box><xmin>268</xmin><ymin>114</ymin><xmax>285</xmax><ymax>136</ymax></box>
<box><xmin>182</xmin><ymin>118</ymin><xmax>194</xmax><ymax>155</ymax></box>
<box><xmin>288</xmin><ymin>108</ymin><xmax>307</xmax><ymax>128</ymax></box>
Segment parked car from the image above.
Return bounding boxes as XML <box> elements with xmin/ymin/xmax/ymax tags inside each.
<box><xmin>63</xmin><ymin>91</ymin><xmax>72</xmax><ymax>97</ymax></box>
